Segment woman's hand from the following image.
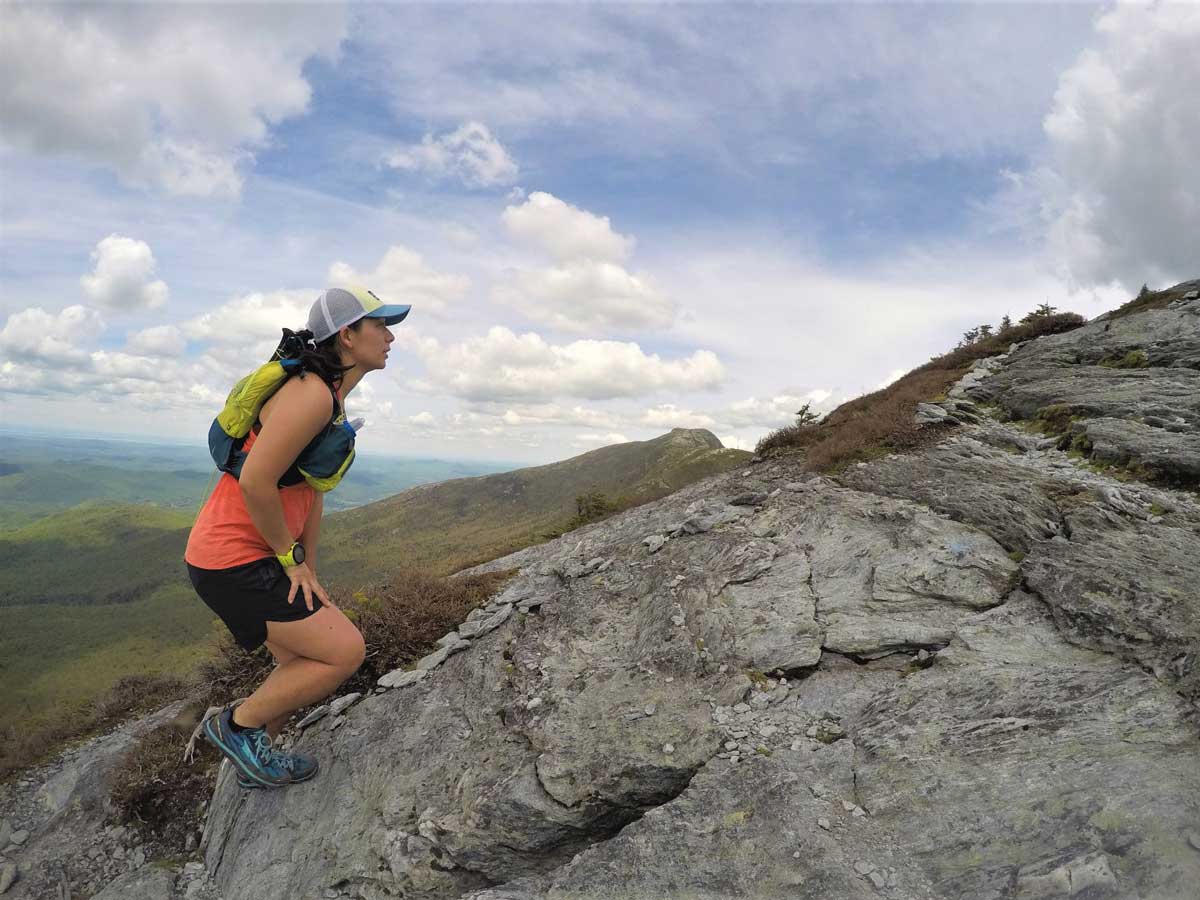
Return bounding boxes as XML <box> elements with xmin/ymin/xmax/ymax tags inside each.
<box><xmin>284</xmin><ymin>562</ymin><xmax>335</xmax><ymax>611</ymax></box>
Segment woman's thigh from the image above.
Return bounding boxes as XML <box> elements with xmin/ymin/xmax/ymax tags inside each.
<box><xmin>264</xmin><ymin>605</ymin><xmax>364</xmax><ymax>669</ymax></box>
<box><xmin>263</xmin><ymin>638</ymin><xmax>300</xmax><ymax>667</ymax></box>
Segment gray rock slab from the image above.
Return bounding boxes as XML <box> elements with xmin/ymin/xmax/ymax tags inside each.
<box><xmin>89</xmin><ymin>865</ymin><xmax>176</xmax><ymax>900</ymax></box>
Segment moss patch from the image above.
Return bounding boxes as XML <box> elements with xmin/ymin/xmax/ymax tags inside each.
<box><xmin>1098</xmin><ymin>349</ymin><xmax>1149</xmax><ymax>369</ymax></box>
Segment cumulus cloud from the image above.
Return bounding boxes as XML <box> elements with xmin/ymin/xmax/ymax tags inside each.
<box><xmin>126</xmin><ymin>324</ymin><xmax>186</xmax><ymax>357</ymax></box>
<box><xmin>182</xmin><ymin>289</ymin><xmax>311</xmax><ymax>346</ymax></box>
<box><xmin>496</xmin><ymin>192</ymin><xmax>671</xmax><ymax>335</ymax></box>
<box><xmin>80</xmin><ymin>235</ymin><xmax>169</xmax><ymax>311</ymax></box>
<box><xmin>723</xmin><ymin>390</ymin><xmax>834</xmax><ymax>429</ymax></box>
<box><xmin>1039</xmin><ymin>2</ymin><xmax>1200</xmax><ymax>290</ymax></box>
<box><xmin>0</xmin><ymin>305</ymin><xmax>104</xmax><ymax>363</ymax></box>
<box><xmin>493</xmin><ymin>260</ymin><xmax>674</xmax><ymax>334</ymax></box>
<box><xmin>573</xmin><ymin>432</ymin><xmax>630</xmax><ymax>446</ymax></box>
<box><xmin>0</xmin><ymin>304</ymin><xmax>221</xmax><ymax>414</ymax></box>
<box><xmin>0</xmin><ymin>4</ymin><xmax>344</xmax><ymax>195</ymax></box>
<box><xmin>385</xmin><ymin>121</ymin><xmax>518</xmax><ymax>187</ymax></box>
<box><xmin>502</xmin><ymin>192</ymin><xmax>633</xmax><ymax>264</ymax></box>
<box><xmin>409</xmin><ymin>325</ymin><xmax>724</xmax><ymax>402</ymax></box>
<box><xmin>639</xmin><ymin>404</ymin><xmax>717</xmax><ymax>429</ymax></box>
<box><xmin>328</xmin><ymin>245</ymin><xmax>470</xmax><ymax>315</ymax></box>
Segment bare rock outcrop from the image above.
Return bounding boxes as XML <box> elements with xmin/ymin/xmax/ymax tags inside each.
<box><xmin>44</xmin><ymin>283</ymin><xmax>1200</xmax><ymax>900</ymax></box>
<box><xmin>196</xmin><ymin>285</ymin><xmax>1200</xmax><ymax>900</ymax></box>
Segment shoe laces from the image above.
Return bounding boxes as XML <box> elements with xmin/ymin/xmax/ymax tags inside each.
<box><xmin>250</xmin><ymin>729</ymin><xmax>298</xmax><ymax>773</ymax></box>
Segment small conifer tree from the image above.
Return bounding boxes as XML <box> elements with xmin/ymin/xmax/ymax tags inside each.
<box><xmin>795</xmin><ymin>402</ymin><xmax>821</xmax><ymax>427</ymax></box>
<box><xmin>999</xmin><ymin>314</ymin><xmax>1013</xmax><ymax>332</ymax></box>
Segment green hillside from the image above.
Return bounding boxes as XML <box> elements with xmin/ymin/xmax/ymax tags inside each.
<box><xmin>0</xmin><ymin>502</ymin><xmax>192</xmax><ymax>606</ymax></box>
<box><xmin>1</xmin><ymin>430</ymin><xmax>748</xmax><ymax>737</ymax></box>
<box><xmin>319</xmin><ymin>428</ymin><xmax>751</xmax><ymax>583</ymax></box>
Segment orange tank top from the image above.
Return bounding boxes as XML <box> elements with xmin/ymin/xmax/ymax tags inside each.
<box><xmin>185</xmin><ymin>425</ymin><xmax>316</xmax><ymax>570</ymax></box>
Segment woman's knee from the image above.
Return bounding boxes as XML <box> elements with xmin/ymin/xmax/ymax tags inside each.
<box><xmin>265</xmin><ymin>607</ymin><xmax>364</xmax><ymax>675</ymax></box>
<box><xmin>334</xmin><ymin>627</ymin><xmax>366</xmax><ymax>677</ymax></box>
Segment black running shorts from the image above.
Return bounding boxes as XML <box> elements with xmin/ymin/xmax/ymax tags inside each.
<box><xmin>186</xmin><ymin>556</ymin><xmax>319</xmax><ymax>652</ymax></box>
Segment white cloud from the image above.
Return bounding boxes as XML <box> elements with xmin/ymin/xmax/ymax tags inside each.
<box><xmin>1039</xmin><ymin>2</ymin><xmax>1200</xmax><ymax>290</ymax></box>
<box><xmin>182</xmin><ymin>289</ymin><xmax>311</xmax><ymax>347</ymax></box>
<box><xmin>723</xmin><ymin>391</ymin><xmax>834</xmax><ymax>429</ymax></box>
<box><xmin>496</xmin><ymin>192</ymin><xmax>665</xmax><ymax>335</ymax></box>
<box><xmin>640</xmin><ymin>404</ymin><xmax>717</xmax><ymax>429</ymax></box>
<box><xmin>409</xmin><ymin>411</ymin><xmax>436</xmax><ymax>426</ymax></box>
<box><xmin>493</xmin><ymin>260</ymin><xmax>675</xmax><ymax>334</ymax></box>
<box><xmin>328</xmin><ymin>246</ymin><xmax>470</xmax><ymax>315</ymax></box>
<box><xmin>410</xmin><ymin>325</ymin><xmax>725</xmax><ymax>402</ymax></box>
<box><xmin>502</xmin><ymin>192</ymin><xmax>633</xmax><ymax>264</ymax></box>
<box><xmin>80</xmin><ymin>235</ymin><xmax>169</xmax><ymax>311</ymax></box>
<box><xmin>573</xmin><ymin>432</ymin><xmax>630</xmax><ymax>446</ymax></box>
<box><xmin>0</xmin><ymin>4</ymin><xmax>344</xmax><ymax>195</ymax></box>
<box><xmin>385</xmin><ymin>121</ymin><xmax>518</xmax><ymax>187</ymax></box>
<box><xmin>0</xmin><ymin>305</ymin><xmax>104</xmax><ymax>363</ymax></box>
<box><xmin>875</xmin><ymin>368</ymin><xmax>907</xmax><ymax>392</ymax></box>
<box><xmin>127</xmin><ymin>324</ymin><xmax>186</xmax><ymax>357</ymax></box>
<box><xmin>718</xmin><ymin>434</ymin><xmax>755</xmax><ymax>452</ymax></box>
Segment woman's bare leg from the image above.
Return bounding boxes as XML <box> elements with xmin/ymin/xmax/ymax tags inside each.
<box><xmin>258</xmin><ymin>640</ymin><xmax>299</xmax><ymax>738</ymax></box>
<box><xmin>231</xmin><ymin>606</ymin><xmax>365</xmax><ymax>731</ymax></box>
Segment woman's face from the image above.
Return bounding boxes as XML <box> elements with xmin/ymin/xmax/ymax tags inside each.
<box><xmin>342</xmin><ymin>317</ymin><xmax>394</xmax><ymax>371</ymax></box>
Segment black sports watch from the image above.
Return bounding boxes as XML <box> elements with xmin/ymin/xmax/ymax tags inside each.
<box><xmin>277</xmin><ymin>541</ymin><xmax>305</xmax><ymax>568</ymax></box>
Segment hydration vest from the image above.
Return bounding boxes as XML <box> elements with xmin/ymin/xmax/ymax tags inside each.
<box><xmin>207</xmin><ymin>355</ymin><xmax>357</xmax><ymax>493</ymax></box>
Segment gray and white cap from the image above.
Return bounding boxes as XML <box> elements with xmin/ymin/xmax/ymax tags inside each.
<box><xmin>306</xmin><ymin>286</ymin><xmax>411</xmax><ymax>343</ymax></box>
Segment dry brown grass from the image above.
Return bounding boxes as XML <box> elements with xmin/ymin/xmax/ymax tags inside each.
<box><xmin>0</xmin><ymin>673</ymin><xmax>189</xmax><ymax>781</ymax></box>
<box><xmin>337</xmin><ymin>567</ymin><xmax>517</xmax><ymax>692</ymax></box>
<box><xmin>756</xmin><ymin>312</ymin><xmax>1087</xmax><ymax>471</ymax></box>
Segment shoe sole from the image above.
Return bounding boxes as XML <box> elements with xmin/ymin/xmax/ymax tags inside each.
<box><xmin>202</xmin><ymin>714</ymin><xmax>286</xmax><ymax>788</ymax></box>
<box><xmin>237</xmin><ymin>760</ymin><xmax>319</xmax><ymax>790</ymax></box>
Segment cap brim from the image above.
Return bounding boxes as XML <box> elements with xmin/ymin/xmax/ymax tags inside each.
<box><xmin>366</xmin><ymin>304</ymin><xmax>411</xmax><ymax>325</ymax></box>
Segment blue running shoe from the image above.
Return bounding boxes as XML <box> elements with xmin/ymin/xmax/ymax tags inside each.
<box><xmin>235</xmin><ymin>749</ymin><xmax>319</xmax><ymax>789</ymax></box>
<box><xmin>202</xmin><ymin>706</ymin><xmax>296</xmax><ymax>787</ymax></box>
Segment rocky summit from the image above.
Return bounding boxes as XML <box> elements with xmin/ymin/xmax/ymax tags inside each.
<box><xmin>6</xmin><ymin>284</ymin><xmax>1200</xmax><ymax>900</ymax></box>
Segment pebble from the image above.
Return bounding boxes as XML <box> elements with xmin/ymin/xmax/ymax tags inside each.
<box><xmin>325</xmin><ymin>890</ymin><xmax>340</xmax><ymax>899</ymax></box>
<box><xmin>1189</xmin><ymin>832</ymin><xmax>1200</xmax><ymax>851</ymax></box>
<box><xmin>6</xmin><ymin>833</ymin><xmax>24</xmax><ymax>848</ymax></box>
<box><xmin>725</xmin><ymin>741</ymin><xmax>739</xmax><ymax>751</ymax></box>
<box><xmin>644</xmin><ymin>703</ymin><xmax>657</xmax><ymax>716</ymax></box>
<box><xmin>329</xmin><ymin>693</ymin><xmax>362</xmax><ymax>717</ymax></box>
<box><xmin>817</xmin><ymin>818</ymin><xmax>831</xmax><ymax>830</ymax></box>
<box><xmin>297</xmin><ymin>705</ymin><xmax>330</xmax><ymax>729</ymax></box>
<box><xmin>868</xmin><ymin>870</ymin><xmax>888</xmax><ymax>889</ymax></box>
<box><xmin>526</xmin><ymin>697</ymin><xmax>543</xmax><ymax>710</ymax></box>
<box><xmin>854</xmin><ymin>860</ymin><xmax>876</xmax><ymax>875</ymax></box>
<box><xmin>662</xmin><ymin>744</ymin><xmax>674</xmax><ymax>754</ymax></box>
<box><xmin>0</xmin><ymin>863</ymin><xmax>15</xmax><ymax>894</ymax></box>
<box><xmin>733</xmin><ymin>703</ymin><xmax>751</xmax><ymax>713</ymax></box>
<box><xmin>793</xmin><ymin>850</ymin><xmax>801</xmax><ymax>858</ymax></box>
<box><xmin>0</xmin><ymin>823</ymin><xmax>8</xmax><ymax>850</ymax></box>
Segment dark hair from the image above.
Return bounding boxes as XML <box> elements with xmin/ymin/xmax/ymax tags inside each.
<box><xmin>272</xmin><ymin>323</ymin><xmax>363</xmax><ymax>386</ymax></box>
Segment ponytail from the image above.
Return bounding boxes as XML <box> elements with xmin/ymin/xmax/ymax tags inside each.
<box><xmin>272</xmin><ymin>324</ymin><xmax>361</xmax><ymax>387</ymax></box>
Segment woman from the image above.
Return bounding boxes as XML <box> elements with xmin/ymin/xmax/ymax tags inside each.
<box><xmin>185</xmin><ymin>286</ymin><xmax>409</xmax><ymax>788</ymax></box>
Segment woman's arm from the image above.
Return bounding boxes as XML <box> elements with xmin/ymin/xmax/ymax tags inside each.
<box><xmin>239</xmin><ymin>375</ymin><xmax>331</xmax><ymax>554</ymax></box>
<box><xmin>299</xmin><ymin>491</ymin><xmax>324</xmax><ymax>574</ymax></box>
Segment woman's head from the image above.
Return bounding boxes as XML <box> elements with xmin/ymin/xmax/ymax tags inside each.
<box><xmin>292</xmin><ymin>285</ymin><xmax>410</xmax><ymax>384</ymax></box>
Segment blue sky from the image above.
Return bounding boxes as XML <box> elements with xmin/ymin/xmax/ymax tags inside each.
<box><xmin>1</xmin><ymin>2</ymin><xmax>1196</xmax><ymax>463</ymax></box>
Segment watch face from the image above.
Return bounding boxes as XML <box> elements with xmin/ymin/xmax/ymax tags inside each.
<box><xmin>293</xmin><ymin>542</ymin><xmax>306</xmax><ymax>564</ymax></box>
